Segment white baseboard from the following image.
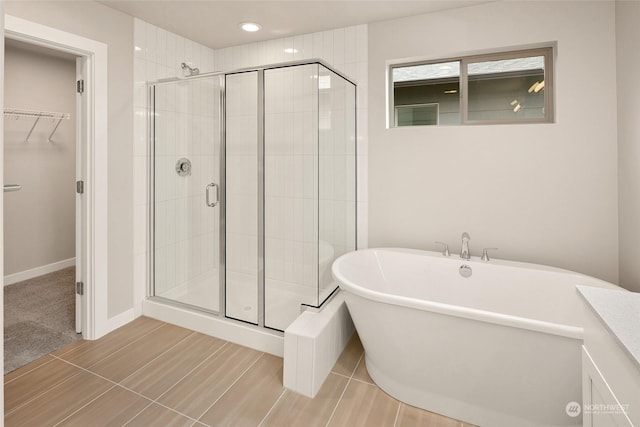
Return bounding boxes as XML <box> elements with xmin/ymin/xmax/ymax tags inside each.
<box><xmin>103</xmin><ymin>308</ymin><xmax>136</xmax><ymax>336</ymax></box>
<box><xmin>4</xmin><ymin>257</ymin><xmax>76</xmax><ymax>286</ymax></box>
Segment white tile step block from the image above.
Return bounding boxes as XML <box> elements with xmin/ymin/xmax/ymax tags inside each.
<box><xmin>283</xmin><ymin>291</ymin><xmax>355</xmax><ymax>398</ymax></box>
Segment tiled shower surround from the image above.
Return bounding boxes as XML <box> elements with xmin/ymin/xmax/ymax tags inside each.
<box><xmin>133</xmin><ymin>18</ymin><xmax>368</xmax><ymax>331</ymax></box>
<box><xmin>151</xmin><ymin>78</ymin><xmax>221</xmax><ymax>311</ymax></box>
<box><xmin>263</xmin><ymin>65</ymin><xmax>356</xmax><ymax>330</ymax></box>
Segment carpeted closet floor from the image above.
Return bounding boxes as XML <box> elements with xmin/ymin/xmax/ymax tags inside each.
<box><xmin>4</xmin><ymin>267</ymin><xmax>81</xmax><ymax>373</ymax></box>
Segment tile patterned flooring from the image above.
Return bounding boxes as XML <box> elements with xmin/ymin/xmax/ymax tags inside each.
<box><xmin>5</xmin><ymin>317</ymin><xmax>474</xmax><ymax>426</ymax></box>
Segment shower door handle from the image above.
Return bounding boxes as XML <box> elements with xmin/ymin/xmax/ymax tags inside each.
<box><xmin>206</xmin><ymin>183</ymin><xmax>219</xmax><ymax>207</ymax></box>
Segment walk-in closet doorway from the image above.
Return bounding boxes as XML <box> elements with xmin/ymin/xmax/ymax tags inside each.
<box><xmin>3</xmin><ymin>37</ymin><xmax>83</xmax><ymax>373</ymax></box>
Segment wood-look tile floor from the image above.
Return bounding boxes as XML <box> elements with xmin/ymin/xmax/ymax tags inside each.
<box><xmin>4</xmin><ymin>317</ymin><xmax>475</xmax><ymax>427</ymax></box>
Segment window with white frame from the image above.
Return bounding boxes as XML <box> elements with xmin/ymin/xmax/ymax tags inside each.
<box><xmin>390</xmin><ymin>47</ymin><xmax>554</xmax><ymax>127</ymax></box>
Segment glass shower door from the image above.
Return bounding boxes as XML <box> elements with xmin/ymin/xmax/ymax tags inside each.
<box><xmin>152</xmin><ymin>76</ymin><xmax>222</xmax><ymax>313</ymax></box>
<box><xmin>224</xmin><ymin>71</ymin><xmax>260</xmax><ymax>324</ymax></box>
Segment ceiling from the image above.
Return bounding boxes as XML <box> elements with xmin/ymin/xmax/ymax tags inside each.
<box><xmin>99</xmin><ymin>0</ymin><xmax>491</xmax><ymax>49</ymax></box>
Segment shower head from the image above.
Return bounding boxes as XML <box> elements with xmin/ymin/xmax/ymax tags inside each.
<box><xmin>181</xmin><ymin>62</ymin><xmax>200</xmax><ymax>77</ymax></box>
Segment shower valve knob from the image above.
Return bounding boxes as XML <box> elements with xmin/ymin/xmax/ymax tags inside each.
<box><xmin>175</xmin><ymin>158</ymin><xmax>192</xmax><ymax>177</ymax></box>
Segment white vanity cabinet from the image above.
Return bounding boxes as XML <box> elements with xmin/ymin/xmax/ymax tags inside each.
<box><xmin>578</xmin><ymin>286</ymin><xmax>640</xmax><ymax>427</ymax></box>
<box><xmin>582</xmin><ymin>347</ymin><xmax>634</xmax><ymax>426</ymax></box>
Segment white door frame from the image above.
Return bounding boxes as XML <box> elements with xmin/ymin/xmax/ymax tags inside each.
<box><xmin>4</xmin><ymin>15</ymin><xmax>108</xmax><ymax>340</ymax></box>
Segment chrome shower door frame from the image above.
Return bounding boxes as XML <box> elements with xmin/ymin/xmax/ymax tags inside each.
<box><xmin>148</xmin><ymin>75</ymin><xmax>226</xmax><ymax>316</ymax></box>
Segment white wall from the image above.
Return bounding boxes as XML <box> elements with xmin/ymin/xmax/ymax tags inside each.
<box><xmin>616</xmin><ymin>0</ymin><xmax>640</xmax><ymax>292</ymax></box>
<box><xmin>4</xmin><ymin>0</ymin><xmax>135</xmax><ymax>316</ymax></box>
<box><xmin>368</xmin><ymin>1</ymin><xmax>620</xmax><ymax>283</ymax></box>
<box><xmin>3</xmin><ymin>43</ymin><xmax>76</xmax><ymax>278</ymax></box>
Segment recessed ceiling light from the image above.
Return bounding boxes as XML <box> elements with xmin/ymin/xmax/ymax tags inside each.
<box><xmin>240</xmin><ymin>22</ymin><xmax>261</xmax><ymax>32</ymax></box>
<box><xmin>284</xmin><ymin>48</ymin><xmax>298</xmax><ymax>54</ymax></box>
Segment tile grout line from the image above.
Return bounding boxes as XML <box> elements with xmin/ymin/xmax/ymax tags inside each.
<box><xmin>82</xmin><ymin>322</ymin><xmax>171</xmax><ymax>370</ymax></box>
<box><xmin>347</xmin><ymin>376</ymin><xmax>375</xmax><ymax>387</ymax></box>
<box><xmin>117</xmin><ymin>330</ymin><xmax>197</xmax><ymax>385</ymax></box>
<box><xmin>4</xmin><ymin>355</ymin><xmax>56</xmax><ymax>385</ymax></box>
<box><xmin>48</xmin><ymin>339</ymin><xmax>91</xmax><ymax>359</ymax></box>
<box><xmin>324</xmin><ymin>376</ymin><xmax>352</xmax><ymax>427</ymax></box>
<box><xmin>50</xmin><ymin>354</ymin><xmax>203</xmax><ymax>425</ymax></box>
<box><xmin>392</xmin><ymin>402</ymin><xmax>401</xmax><ymax>427</ymax></box>
<box><xmin>349</xmin><ymin>350</ymin><xmax>365</xmax><ymax>378</ymax></box>
<box><xmin>324</xmin><ymin>352</ymin><xmax>364</xmax><ymax>427</ymax></box>
<box><xmin>51</xmin><ymin>354</ymin><xmax>144</xmax><ymax>390</ymax></box>
<box><xmin>121</xmin><ymin>400</ymin><xmax>156</xmax><ymax>427</ymax></box>
<box><xmin>7</xmin><ymin>326</ymin><xmax>204</xmax><ymax>423</ymax></box>
<box><xmin>51</xmin><ymin>383</ymin><xmax>120</xmax><ymax>427</ymax></box>
<box><xmin>119</xmin><ymin>397</ymin><xmax>204</xmax><ymax>427</ymax></box>
<box><xmin>330</xmin><ymin>371</ymin><xmax>352</xmax><ymax>381</ymax></box>
<box><xmin>54</xmin><ymin>334</ymin><xmax>242</xmax><ymax>424</ymax></box>
<box><xmin>151</xmin><ymin>341</ymin><xmax>229</xmax><ymax>403</ymax></box>
<box><xmin>256</xmin><ymin>388</ymin><xmax>287</xmax><ymax>427</ymax></box>
<box><xmin>54</xmin><ymin>319</ymin><xmax>167</xmax><ymax>372</ymax></box>
<box><xmin>121</xmin><ymin>383</ymin><xmax>203</xmax><ymax>425</ymax></box>
<box><xmin>4</xmin><ymin>367</ymin><xmax>87</xmax><ymax>417</ymax></box>
<box><xmin>140</xmin><ymin>399</ymin><xmax>203</xmax><ymax>425</ymax></box>
<box><xmin>56</xmin><ymin>318</ymin><xmax>166</xmax><ymax>361</ymax></box>
<box><xmin>331</xmin><ymin>370</ymin><xmax>374</xmax><ymax>387</ymax></box>
<box><xmin>194</xmin><ymin>352</ymin><xmax>266</xmax><ymax>422</ymax></box>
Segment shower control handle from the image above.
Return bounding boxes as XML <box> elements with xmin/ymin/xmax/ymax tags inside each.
<box><xmin>206</xmin><ymin>183</ymin><xmax>219</xmax><ymax>207</ymax></box>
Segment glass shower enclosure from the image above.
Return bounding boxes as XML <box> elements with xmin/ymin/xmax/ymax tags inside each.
<box><xmin>150</xmin><ymin>61</ymin><xmax>356</xmax><ymax>332</ymax></box>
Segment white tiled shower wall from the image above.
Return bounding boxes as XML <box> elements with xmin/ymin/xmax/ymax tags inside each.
<box><xmin>263</xmin><ymin>65</ymin><xmax>357</xmax><ymax>311</ymax></box>
<box><xmin>263</xmin><ymin>66</ymin><xmax>319</xmax><ymax>294</ymax></box>
<box><xmin>151</xmin><ymin>79</ymin><xmax>220</xmax><ymax>307</ymax></box>
<box><xmin>317</xmin><ymin>67</ymin><xmax>357</xmax><ymax>295</ymax></box>
<box><xmin>225</xmin><ymin>72</ymin><xmax>259</xmax><ymax>323</ymax></box>
<box><xmin>133</xmin><ymin>18</ymin><xmax>368</xmax><ymax>314</ymax></box>
<box><xmin>133</xmin><ymin>19</ymin><xmax>218</xmax><ymax>315</ymax></box>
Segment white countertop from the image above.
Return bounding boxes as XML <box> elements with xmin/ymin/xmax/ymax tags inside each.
<box><xmin>577</xmin><ymin>285</ymin><xmax>640</xmax><ymax>369</ymax></box>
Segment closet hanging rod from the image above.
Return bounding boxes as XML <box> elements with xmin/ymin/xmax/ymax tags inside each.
<box><xmin>3</xmin><ymin>108</ymin><xmax>71</xmax><ymax>142</ymax></box>
<box><xmin>4</xmin><ymin>108</ymin><xmax>70</xmax><ymax>120</ymax></box>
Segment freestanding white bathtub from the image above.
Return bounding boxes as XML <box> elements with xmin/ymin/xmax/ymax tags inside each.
<box><xmin>332</xmin><ymin>248</ymin><xmax>621</xmax><ymax>427</ymax></box>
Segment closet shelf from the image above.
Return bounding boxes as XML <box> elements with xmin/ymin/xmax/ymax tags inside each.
<box><xmin>3</xmin><ymin>108</ymin><xmax>71</xmax><ymax>142</ymax></box>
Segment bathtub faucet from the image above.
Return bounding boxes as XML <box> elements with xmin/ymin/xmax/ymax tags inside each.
<box><xmin>460</xmin><ymin>232</ymin><xmax>471</xmax><ymax>260</ymax></box>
